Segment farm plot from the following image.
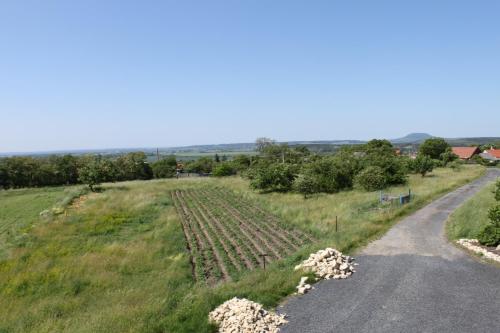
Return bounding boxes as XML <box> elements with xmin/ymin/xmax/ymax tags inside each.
<box><xmin>171</xmin><ymin>187</ymin><xmax>315</xmax><ymax>285</ymax></box>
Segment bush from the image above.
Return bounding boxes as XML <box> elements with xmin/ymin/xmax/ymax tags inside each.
<box><xmin>249</xmin><ymin>163</ymin><xmax>297</xmax><ymax>192</ymax></box>
<box><xmin>477</xmin><ymin>181</ymin><xmax>500</xmax><ymax>246</ymax></box>
<box><xmin>293</xmin><ymin>173</ymin><xmax>317</xmax><ymax>198</ymax></box>
<box><xmin>186</xmin><ymin>157</ymin><xmax>214</xmax><ymax>174</ymax></box>
<box><xmin>366</xmin><ymin>155</ymin><xmax>407</xmax><ymax>185</ymax></box>
<box><xmin>440</xmin><ymin>148</ymin><xmax>458</xmax><ymax>165</ymax></box>
<box><xmin>212</xmin><ymin>163</ymin><xmax>236</xmax><ymax>177</ymax></box>
<box><xmin>355</xmin><ymin>166</ymin><xmax>386</xmax><ymax>191</ymax></box>
<box><xmin>152</xmin><ymin>156</ymin><xmax>177</xmax><ymax>179</ymax></box>
<box><xmin>411</xmin><ymin>154</ymin><xmax>440</xmax><ymax>177</ymax></box>
<box><xmin>448</xmin><ymin>160</ymin><xmax>463</xmax><ymax>172</ymax></box>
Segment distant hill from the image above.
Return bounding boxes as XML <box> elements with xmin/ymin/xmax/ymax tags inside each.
<box><xmin>390</xmin><ymin>133</ymin><xmax>433</xmax><ymax>144</ymax></box>
<box><xmin>2</xmin><ymin>133</ymin><xmax>500</xmax><ymax>157</ymax></box>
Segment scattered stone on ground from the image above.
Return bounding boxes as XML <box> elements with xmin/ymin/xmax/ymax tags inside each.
<box><xmin>209</xmin><ymin>297</ymin><xmax>287</xmax><ymax>333</ymax></box>
<box><xmin>294</xmin><ymin>248</ymin><xmax>356</xmax><ymax>280</ymax></box>
<box><xmin>457</xmin><ymin>239</ymin><xmax>500</xmax><ymax>263</ymax></box>
<box><xmin>296</xmin><ymin>276</ymin><xmax>312</xmax><ymax>295</ymax></box>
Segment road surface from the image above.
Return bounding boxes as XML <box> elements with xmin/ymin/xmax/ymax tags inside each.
<box><xmin>280</xmin><ymin>168</ymin><xmax>500</xmax><ymax>333</ymax></box>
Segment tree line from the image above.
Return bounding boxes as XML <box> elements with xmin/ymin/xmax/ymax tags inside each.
<box><xmin>0</xmin><ymin>137</ymin><xmax>462</xmax><ymax>194</ymax></box>
<box><xmin>243</xmin><ymin>137</ymin><xmax>460</xmax><ymax>197</ymax></box>
<box><xmin>0</xmin><ymin>152</ymin><xmax>178</xmax><ymax>191</ymax></box>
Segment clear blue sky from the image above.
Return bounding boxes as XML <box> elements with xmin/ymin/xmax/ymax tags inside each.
<box><xmin>1</xmin><ymin>0</ymin><xmax>499</xmax><ymax>153</ymax></box>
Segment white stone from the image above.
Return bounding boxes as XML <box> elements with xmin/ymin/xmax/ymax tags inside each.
<box><xmin>209</xmin><ymin>297</ymin><xmax>287</xmax><ymax>333</ymax></box>
<box><xmin>457</xmin><ymin>239</ymin><xmax>500</xmax><ymax>263</ymax></box>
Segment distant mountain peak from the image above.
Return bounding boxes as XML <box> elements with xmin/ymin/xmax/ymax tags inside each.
<box><xmin>391</xmin><ymin>133</ymin><xmax>433</xmax><ymax>144</ymax></box>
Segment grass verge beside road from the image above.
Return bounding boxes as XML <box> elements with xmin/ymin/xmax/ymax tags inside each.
<box><xmin>447</xmin><ymin>181</ymin><xmax>497</xmax><ymax>241</ymax></box>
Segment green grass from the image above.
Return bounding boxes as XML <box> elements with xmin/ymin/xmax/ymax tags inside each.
<box><xmin>0</xmin><ymin>186</ymin><xmax>71</xmax><ymax>259</ymax></box>
<box><xmin>447</xmin><ymin>181</ymin><xmax>497</xmax><ymax>240</ymax></box>
<box><xmin>0</xmin><ymin>165</ymin><xmax>486</xmax><ymax>333</ymax></box>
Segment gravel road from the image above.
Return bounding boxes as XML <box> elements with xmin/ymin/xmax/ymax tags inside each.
<box><xmin>279</xmin><ymin>168</ymin><xmax>500</xmax><ymax>333</ymax></box>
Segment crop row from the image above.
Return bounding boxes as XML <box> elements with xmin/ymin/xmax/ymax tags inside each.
<box><xmin>171</xmin><ymin>187</ymin><xmax>315</xmax><ymax>285</ymax></box>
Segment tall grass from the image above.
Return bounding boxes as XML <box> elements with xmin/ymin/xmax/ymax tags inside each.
<box><xmin>447</xmin><ymin>181</ymin><xmax>497</xmax><ymax>240</ymax></box>
<box><xmin>0</xmin><ymin>165</ymin><xmax>485</xmax><ymax>332</ymax></box>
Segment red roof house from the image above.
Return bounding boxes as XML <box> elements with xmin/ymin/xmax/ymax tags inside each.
<box><xmin>481</xmin><ymin>149</ymin><xmax>500</xmax><ymax>161</ymax></box>
<box><xmin>486</xmin><ymin>149</ymin><xmax>500</xmax><ymax>159</ymax></box>
<box><xmin>451</xmin><ymin>147</ymin><xmax>480</xmax><ymax>160</ymax></box>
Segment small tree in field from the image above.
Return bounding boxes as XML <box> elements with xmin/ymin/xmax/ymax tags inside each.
<box><xmin>355</xmin><ymin>166</ymin><xmax>386</xmax><ymax>191</ymax></box>
<box><xmin>78</xmin><ymin>156</ymin><xmax>115</xmax><ymax>191</ymax></box>
<box><xmin>412</xmin><ymin>155</ymin><xmax>434</xmax><ymax>177</ymax></box>
<box><xmin>294</xmin><ymin>173</ymin><xmax>316</xmax><ymax>199</ymax></box>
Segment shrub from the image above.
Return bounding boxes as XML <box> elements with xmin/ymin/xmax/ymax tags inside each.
<box><xmin>293</xmin><ymin>173</ymin><xmax>317</xmax><ymax>198</ymax></box>
<box><xmin>249</xmin><ymin>163</ymin><xmax>297</xmax><ymax>192</ymax></box>
<box><xmin>212</xmin><ymin>163</ymin><xmax>236</xmax><ymax>177</ymax></box>
<box><xmin>411</xmin><ymin>155</ymin><xmax>435</xmax><ymax>177</ymax></box>
<box><xmin>186</xmin><ymin>157</ymin><xmax>214</xmax><ymax>174</ymax></box>
<box><xmin>152</xmin><ymin>156</ymin><xmax>177</xmax><ymax>179</ymax></box>
<box><xmin>355</xmin><ymin>166</ymin><xmax>386</xmax><ymax>191</ymax></box>
<box><xmin>440</xmin><ymin>148</ymin><xmax>458</xmax><ymax>165</ymax></box>
<box><xmin>477</xmin><ymin>181</ymin><xmax>500</xmax><ymax>246</ymax></box>
<box><xmin>477</xmin><ymin>223</ymin><xmax>500</xmax><ymax>246</ymax></box>
<box><xmin>432</xmin><ymin>159</ymin><xmax>445</xmax><ymax>168</ymax></box>
<box><xmin>448</xmin><ymin>160</ymin><xmax>463</xmax><ymax>172</ymax></box>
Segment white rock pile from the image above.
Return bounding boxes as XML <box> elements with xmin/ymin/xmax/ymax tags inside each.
<box><xmin>295</xmin><ymin>248</ymin><xmax>356</xmax><ymax>280</ymax></box>
<box><xmin>209</xmin><ymin>297</ymin><xmax>287</xmax><ymax>333</ymax></box>
<box><xmin>296</xmin><ymin>276</ymin><xmax>312</xmax><ymax>295</ymax></box>
<box><xmin>457</xmin><ymin>239</ymin><xmax>500</xmax><ymax>263</ymax></box>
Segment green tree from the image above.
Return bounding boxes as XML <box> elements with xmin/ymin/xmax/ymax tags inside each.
<box><xmin>0</xmin><ymin>161</ymin><xmax>8</xmax><ymax>189</ymax></box>
<box><xmin>115</xmin><ymin>152</ymin><xmax>152</xmax><ymax>181</ymax></box>
<box><xmin>214</xmin><ymin>154</ymin><xmax>220</xmax><ymax>163</ymax></box>
<box><xmin>293</xmin><ymin>173</ymin><xmax>317</xmax><ymax>198</ymax></box>
<box><xmin>232</xmin><ymin>154</ymin><xmax>251</xmax><ymax>171</ymax></box>
<box><xmin>412</xmin><ymin>155</ymin><xmax>434</xmax><ymax>177</ymax></box>
<box><xmin>419</xmin><ymin>138</ymin><xmax>450</xmax><ymax>159</ymax></box>
<box><xmin>362</xmin><ymin>141</ymin><xmax>407</xmax><ymax>186</ymax></box>
<box><xmin>365</xmin><ymin>139</ymin><xmax>395</xmax><ymax>155</ymax></box>
<box><xmin>78</xmin><ymin>156</ymin><xmax>117</xmax><ymax>191</ymax></box>
<box><xmin>151</xmin><ymin>156</ymin><xmax>177</xmax><ymax>178</ymax></box>
<box><xmin>354</xmin><ymin>166</ymin><xmax>387</xmax><ymax>191</ymax></box>
<box><xmin>186</xmin><ymin>157</ymin><xmax>214</xmax><ymax>174</ymax></box>
<box><xmin>440</xmin><ymin>147</ymin><xmax>458</xmax><ymax>165</ymax></box>
<box><xmin>249</xmin><ymin>162</ymin><xmax>297</xmax><ymax>192</ymax></box>
<box><xmin>212</xmin><ymin>162</ymin><xmax>236</xmax><ymax>177</ymax></box>
<box><xmin>255</xmin><ymin>137</ymin><xmax>276</xmax><ymax>152</ymax></box>
<box><xmin>3</xmin><ymin>156</ymin><xmax>39</xmax><ymax>188</ymax></box>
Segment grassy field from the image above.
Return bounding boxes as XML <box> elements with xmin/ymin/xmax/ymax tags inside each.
<box><xmin>0</xmin><ymin>165</ymin><xmax>485</xmax><ymax>333</ymax></box>
<box><xmin>447</xmin><ymin>181</ymin><xmax>497</xmax><ymax>240</ymax></box>
<box><xmin>0</xmin><ymin>187</ymin><xmax>71</xmax><ymax>259</ymax></box>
